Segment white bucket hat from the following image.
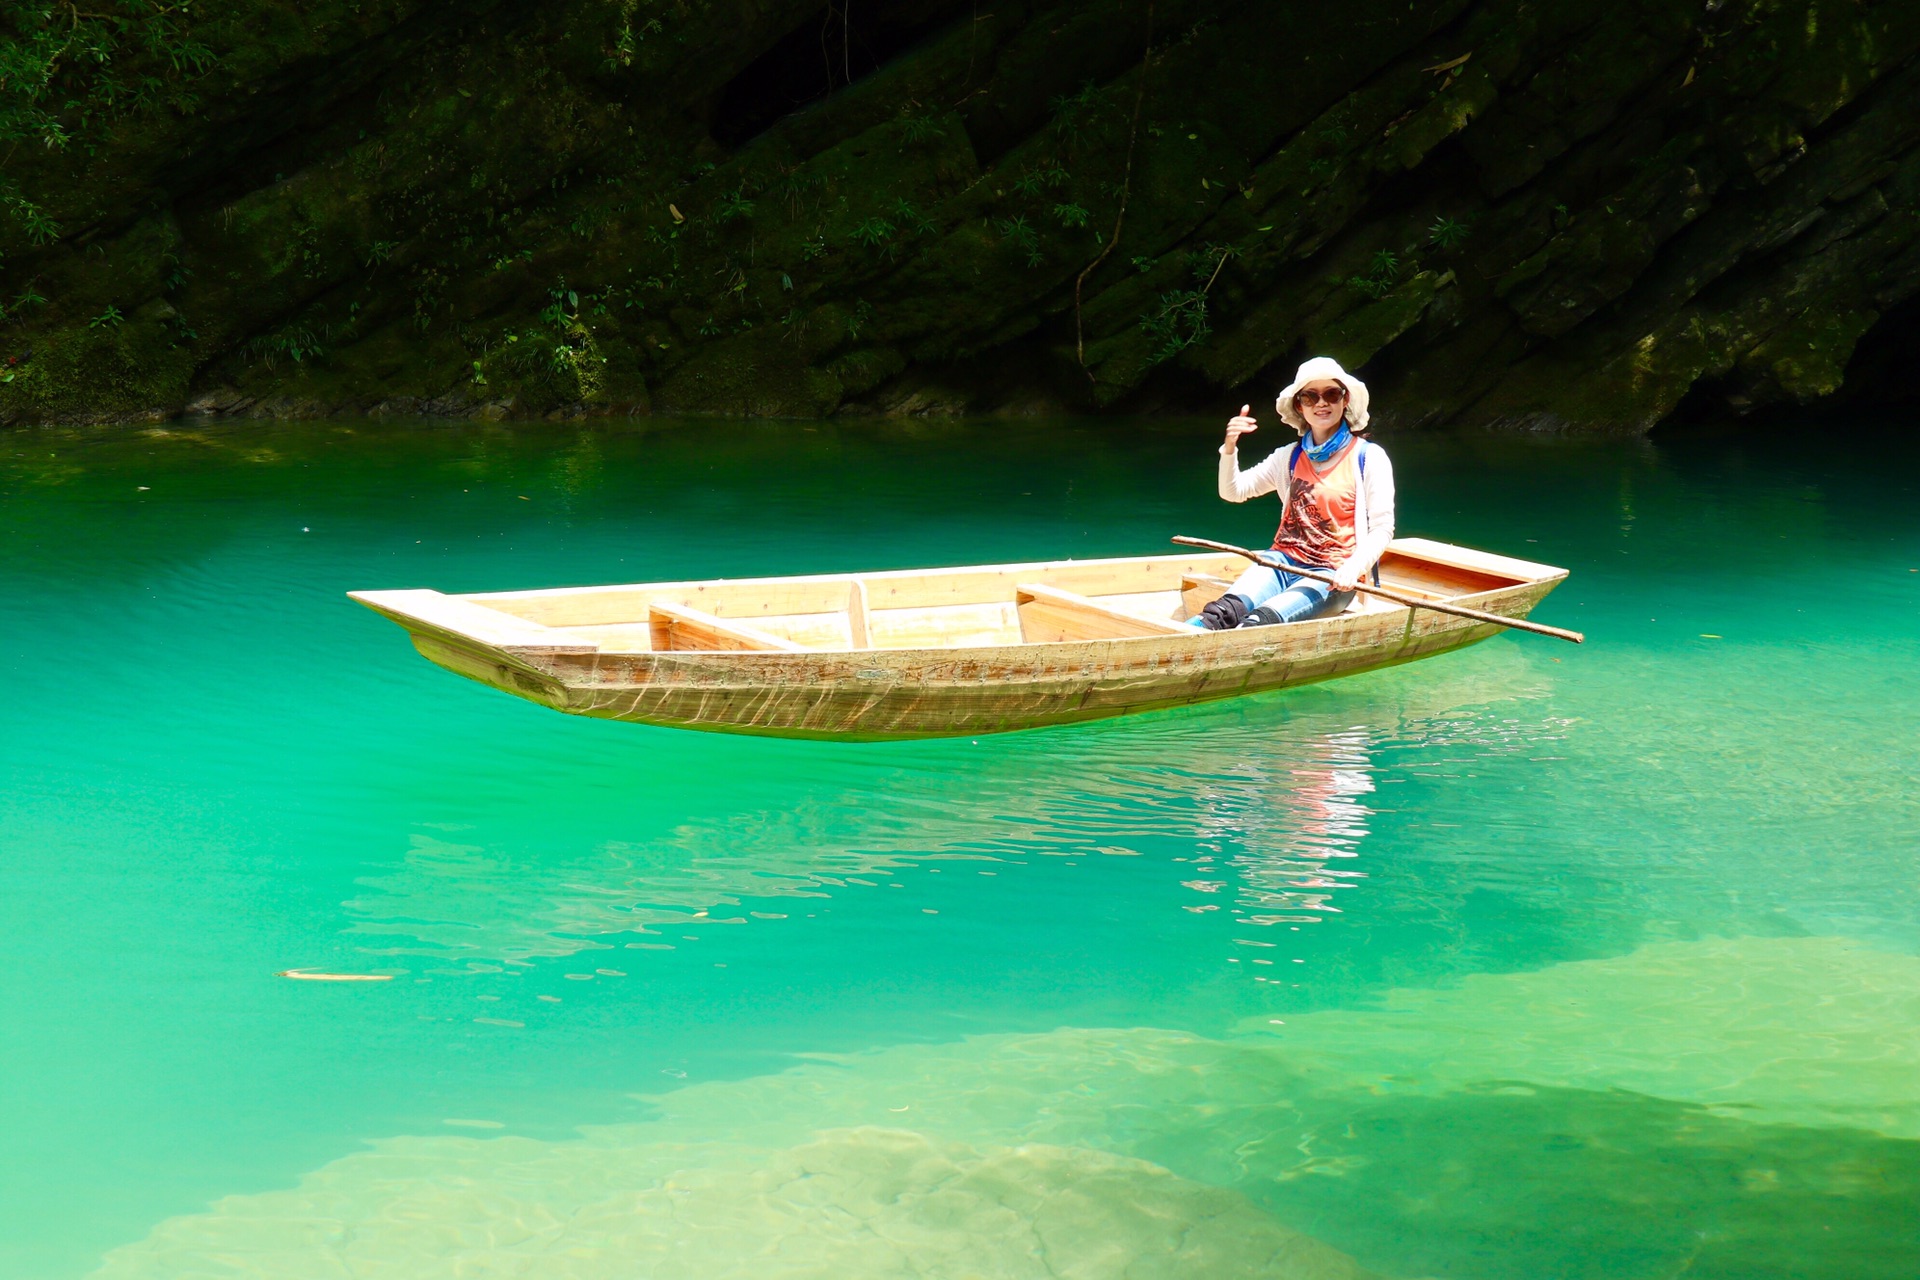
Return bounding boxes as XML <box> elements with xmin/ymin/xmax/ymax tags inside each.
<box><xmin>1276</xmin><ymin>356</ymin><xmax>1370</xmax><ymax>432</ymax></box>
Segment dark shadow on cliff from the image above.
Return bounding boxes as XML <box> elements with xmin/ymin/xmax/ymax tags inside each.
<box><xmin>1829</xmin><ymin>292</ymin><xmax>1920</xmax><ymax>411</ymax></box>
<box><xmin>1654</xmin><ymin>293</ymin><xmax>1920</xmax><ymax>448</ymax></box>
<box><xmin>710</xmin><ymin>1</ymin><xmax>973</xmax><ymax>148</ymax></box>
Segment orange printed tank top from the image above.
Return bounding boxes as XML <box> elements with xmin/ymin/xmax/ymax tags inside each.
<box><xmin>1272</xmin><ymin>440</ymin><xmax>1360</xmax><ymax>568</ymax></box>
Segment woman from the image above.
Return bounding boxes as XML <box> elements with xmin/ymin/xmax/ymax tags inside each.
<box><xmin>1192</xmin><ymin>356</ymin><xmax>1396</xmax><ymax>629</ymax></box>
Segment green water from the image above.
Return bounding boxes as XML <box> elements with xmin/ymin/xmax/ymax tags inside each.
<box><xmin>2</xmin><ymin>417</ymin><xmax>1917</xmax><ymax>1280</ymax></box>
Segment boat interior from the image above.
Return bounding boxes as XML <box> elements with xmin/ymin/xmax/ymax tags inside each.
<box><xmin>368</xmin><ymin>539</ymin><xmax>1551</xmax><ymax>655</ymax></box>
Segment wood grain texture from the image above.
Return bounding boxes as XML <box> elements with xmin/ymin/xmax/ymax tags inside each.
<box><xmin>847</xmin><ymin>580</ymin><xmax>872</xmax><ymax>650</ymax></box>
<box><xmin>1179</xmin><ymin>573</ymin><xmax>1234</xmax><ymax>618</ymax></box>
<box><xmin>647</xmin><ymin>602</ymin><xmax>805</xmax><ymax>653</ymax></box>
<box><xmin>352</xmin><ymin>542</ymin><xmax>1569</xmax><ymax>740</ymax></box>
<box><xmin>1015</xmin><ymin>584</ymin><xmax>1194</xmax><ymax>643</ymax></box>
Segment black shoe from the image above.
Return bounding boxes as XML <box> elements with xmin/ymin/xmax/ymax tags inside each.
<box><xmin>1197</xmin><ymin>594</ymin><xmax>1252</xmax><ymax>630</ymax></box>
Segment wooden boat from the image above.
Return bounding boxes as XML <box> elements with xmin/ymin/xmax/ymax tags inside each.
<box><xmin>350</xmin><ymin>538</ymin><xmax>1568</xmax><ymax>741</ymax></box>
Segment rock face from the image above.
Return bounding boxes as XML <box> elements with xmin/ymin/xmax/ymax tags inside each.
<box><xmin>2</xmin><ymin>0</ymin><xmax>1917</xmax><ymax>431</ymax></box>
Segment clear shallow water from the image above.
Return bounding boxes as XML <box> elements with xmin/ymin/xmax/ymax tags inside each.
<box><xmin>1</xmin><ymin>417</ymin><xmax>1917</xmax><ymax>1279</ymax></box>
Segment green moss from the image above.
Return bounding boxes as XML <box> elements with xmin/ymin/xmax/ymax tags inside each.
<box><xmin>654</xmin><ymin>329</ymin><xmax>844</xmax><ymax>418</ymax></box>
<box><xmin>827</xmin><ymin>346</ymin><xmax>907</xmax><ymax>399</ymax></box>
<box><xmin>0</xmin><ymin>315</ymin><xmax>194</xmax><ymax>426</ymax></box>
<box><xmin>1742</xmin><ymin>305</ymin><xmax>1878</xmax><ymax>402</ymax></box>
<box><xmin>1310</xmin><ymin>270</ymin><xmax>1451</xmax><ymax>368</ymax></box>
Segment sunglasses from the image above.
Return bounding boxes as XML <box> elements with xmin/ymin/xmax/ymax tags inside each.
<box><xmin>1295</xmin><ymin>385</ymin><xmax>1348</xmax><ymax>408</ymax></box>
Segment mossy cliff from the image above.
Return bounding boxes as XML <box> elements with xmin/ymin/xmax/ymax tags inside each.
<box><xmin>3</xmin><ymin>0</ymin><xmax>1917</xmax><ymax>431</ymax></box>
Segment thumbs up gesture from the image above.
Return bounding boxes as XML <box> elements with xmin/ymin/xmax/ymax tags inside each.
<box><xmin>1223</xmin><ymin>404</ymin><xmax>1259</xmax><ymax>452</ymax></box>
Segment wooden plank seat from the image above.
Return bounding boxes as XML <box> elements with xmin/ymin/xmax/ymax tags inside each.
<box><xmin>1178</xmin><ymin>573</ymin><xmax>1234</xmax><ymax>618</ymax></box>
<box><xmin>1015</xmin><ymin>583</ymin><xmax>1193</xmax><ymax>644</ymax></box>
<box><xmin>648</xmin><ymin>601</ymin><xmax>806</xmax><ymax>652</ymax></box>
<box><xmin>846</xmin><ymin>580</ymin><xmax>872</xmax><ymax>649</ymax></box>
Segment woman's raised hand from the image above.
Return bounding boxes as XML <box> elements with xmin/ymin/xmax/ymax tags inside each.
<box><xmin>1224</xmin><ymin>404</ymin><xmax>1259</xmax><ymax>452</ymax></box>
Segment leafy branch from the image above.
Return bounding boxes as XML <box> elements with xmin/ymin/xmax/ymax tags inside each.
<box><xmin>1139</xmin><ymin>239</ymin><xmax>1230</xmax><ymax>365</ymax></box>
<box><xmin>1349</xmin><ymin>248</ymin><xmax>1400</xmax><ymax>299</ymax></box>
<box><xmin>1</xmin><ymin>0</ymin><xmax>215</xmax><ymax>151</ymax></box>
<box><xmin>0</xmin><ymin>0</ymin><xmax>216</xmax><ymax>250</ymax></box>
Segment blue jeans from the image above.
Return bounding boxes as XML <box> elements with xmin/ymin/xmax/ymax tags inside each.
<box><xmin>1226</xmin><ymin>550</ymin><xmax>1355</xmax><ymax>624</ymax></box>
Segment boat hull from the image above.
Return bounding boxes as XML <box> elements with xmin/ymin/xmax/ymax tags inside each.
<box><xmin>396</xmin><ymin>574</ymin><xmax>1562</xmax><ymax>741</ymax></box>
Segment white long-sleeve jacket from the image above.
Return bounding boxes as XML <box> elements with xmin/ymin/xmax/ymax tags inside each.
<box><xmin>1217</xmin><ymin>439</ymin><xmax>1397</xmax><ymax>581</ymax></box>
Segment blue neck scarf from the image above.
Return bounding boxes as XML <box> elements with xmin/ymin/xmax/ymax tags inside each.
<box><xmin>1299</xmin><ymin>419</ymin><xmax>1352</xmax><ymax>466</ymax></box>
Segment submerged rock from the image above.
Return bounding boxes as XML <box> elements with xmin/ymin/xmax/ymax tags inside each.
<box><xmin>88</xmin><ymin>934</ymin><xmax>1920</xmax><ymax>1279</ymax></box>
<box><xmin>4</xmin><ymin>0</ymin><xmax>1918</xmax><ymax>429</ymax></box>
<box><xmin>92</xmin><ymin>1129</ymin><xmax>1382</xmax><ymax>1279</ymax></box>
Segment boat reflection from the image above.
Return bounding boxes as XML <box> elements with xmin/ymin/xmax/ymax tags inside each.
<box><xmin>344</xmin><ymin>646</ymin><xmax>1546</xmax><ymax>968</ymax></box>
<box><xmin>1187</xmin><ymin>728</ymin><xmax>1375</xmax><ymax>927</ymax></box>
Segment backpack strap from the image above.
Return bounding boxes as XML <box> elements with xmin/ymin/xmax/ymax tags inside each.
<box><xmin>1356</xmin><ymin>443</ymin><xmax>1380</xmax><ymax>586</ymax></box>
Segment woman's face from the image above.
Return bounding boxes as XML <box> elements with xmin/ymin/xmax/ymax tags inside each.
<box><xmin>1294</xmin><ymin>379</ymin><xmax>1348</xmax><ymax>433</ymax></box>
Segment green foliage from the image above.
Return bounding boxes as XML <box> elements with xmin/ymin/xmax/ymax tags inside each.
<box><xmin>1052</xmin><ymin>202</ymin><xmax>1090</xmax><ymax>230</ymax></box>
<box><xmin>1349</xmin><ymin>248</ymin><xmax>1402</xmax><ymax>299</ymax></box>
<box><xmin>1049</xmin><ymin>82</ymin><xmax>1098</xmax><ymax>118</ymax></box>
<box><xmin>244</xmin><ymin>321</ymin><xmax>333</xmax><ymax>369</ymax></box>
<box><xmin>849</xmin><ymin>216</ymin><xmax>896</xmax><ymax>249</ymax></box>
<box><xmin>1048</xmin><ymin>81</ymin><xmax>1100</xmax><ymax>148</ymax></box>
<box><xmin>891</xmin><ymin>198</ymin><xmax>933</xmax><ymax>236</ymax></box>
<box><xmin>88</xmin><ymin>304</ymin><xmax>125</xmax><ymax>329</ymax></box>
<box><xmin>898</xmin><ymin>112</ymin><xmax>944</xmax><ymax>144</ymax></box>
<box><xmin>0</xmin><ymin>0</ymin><xmax>214</xmax><ymax>151</ymax></box>
<box><xmin>996</xmin><ymin>215</ymin><xmax>1042</xmax><ymax>267</ymax></box>
<box><xmin>484</xmin><ymin>280</ymin><xmax>606</xmax><ymax>407</ymax></box>
<box><xmin>0</xmin><ymin>182</ymin><xmax>59</xmax><ymax>243</ymax></box>
<box><xmin>1141</xmin><ymin>289</ymin><xmax>1209</xmax><ymax>361</ymax></box>
<box><xmin>0</xmin><ymin>0</ymin><xmax>216</xmax><ymax>255</ymax></box>
<box><xmin>603</xmin><ymin>0</ymin><xmax>663</xmax><ymax>70</ymax></box>
<box><xmin>1184</xmin><ymin>242</ymin><xmax>1232</xmax><ymax>286</ymax></box>
<box><xmin>539</xmin><ymin>282</ymin><xmax>580</xmax><ymax>327</ymax></box>
<box><xmin>716</xmin><ymin>186</ymin><xmax>756</xmax><ymax>222</ymax></box>
<box><xmin>1428</xmin><ymin>214</ymin><xmax>1470</xmax><ymax>248</ymax></box>
<box><xmin>1012</xmin><ymin>163</ymin><xmax>1070</xmax><ymax>197</ymax></box>
<box><xmin>774</xmin><ymin>167</ymin><xmax>827</xmax><ymax>216</ymax></box>
<box><xmin>0</xmin><ymin>282</ymin><xmax>47</xmax><ymax>324</ymax></box>
<box><xmin>1139</xmin><ymin>244</ymin><xmax>1235</xmax><ymax>364</ymax></box>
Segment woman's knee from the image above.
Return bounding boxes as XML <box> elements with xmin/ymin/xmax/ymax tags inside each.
<box><xmin>1196</xmin><ymin>593</ymin><xmax>1252</xmax><ymax>630</ymax></box>
<box><xmin>1227</xmin><ymin>564</ymin><xmax>1281</xmax><ymax>606</ymax></box>
<box><xmin>1243</xmin><ymin>588</ymin><xmax>1318</xmax><ymax>626</ymax></box>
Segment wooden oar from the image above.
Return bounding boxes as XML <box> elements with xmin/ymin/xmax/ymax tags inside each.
<box><xmin>1172</xmin><ymin>535</ymin><xmax>1585</xmax><ymax>644</ymax></box>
